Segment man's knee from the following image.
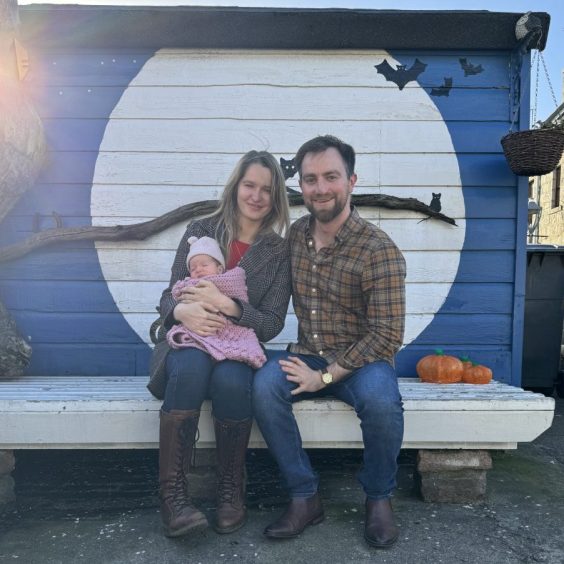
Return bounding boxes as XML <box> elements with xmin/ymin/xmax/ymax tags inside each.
<box><xmin>349</xmin><ymin>362</ymin><xmax>402</xmax><ymax>412</ymax></box>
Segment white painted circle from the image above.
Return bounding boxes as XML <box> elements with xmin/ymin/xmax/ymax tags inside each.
<box><xmin>91</xmin><ymin>50</ymin><xmax>465</xmax><ymax>347</ymax></box>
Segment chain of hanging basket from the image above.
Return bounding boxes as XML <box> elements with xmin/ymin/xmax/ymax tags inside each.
<box><xmin>501</xmin><ymin>18</ymin><xmax>564</xmax><ymax>177</ymax></box>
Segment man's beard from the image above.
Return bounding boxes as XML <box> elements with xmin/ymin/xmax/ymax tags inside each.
<box><xmin>305</xmin><ymin>195</ymin><xmax>348</xmax><ymax>223</ymax></box>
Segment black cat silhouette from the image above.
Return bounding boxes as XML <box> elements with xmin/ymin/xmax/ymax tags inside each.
<box><xmin>429</xmin><ymin>193</ymin><xmax>442</xmax><ymax>212</ymax></box>
<box><xmin>280</xmin><ymin>157</ymin><xmax>297</xmax><ymax>180</ymax></box>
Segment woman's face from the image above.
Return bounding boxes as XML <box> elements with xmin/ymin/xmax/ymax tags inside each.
<box><xmin>236</xmin><ymin>164</ymin><xmax>273</xmax><ymax>228</ymax></box>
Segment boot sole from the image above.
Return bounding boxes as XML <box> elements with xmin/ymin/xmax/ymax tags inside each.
<box><xmin>364</xmin><ymin>531</ymin><xmax>399</xmax><ymax>549</ymax></box>
<box><xmin>264</xmin><ymin>513</ymin><xmax>325</xmax><ymax>539</ymax></box>
<box><xmin>164</xmin><ymin>517</ymin><xmax>209</xmax><ymax>538</ymax></box>
<box><xmin>214</xmin><ymin>515</ymin><xmax>247</xmax><ymax>535</ymax></box>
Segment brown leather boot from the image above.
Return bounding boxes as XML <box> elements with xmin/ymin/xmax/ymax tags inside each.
<box><xmin>213</xmin><ymin>416</ymin><xmax>252</xmax><ymax>533</ymax></box>
<box><xmin>264</xmin><ymin>493</ymin><xmax>325</xmax><ymax>539</ymax></box>
<box><xmin>159</xmin><ymin>409</ymin><xmax>208</xmax><ymax>537</ymax></box>
<box><xmin>364</xmin><ymin>498</ymin><xmax>399</xmax><ymax>548</ymax></box>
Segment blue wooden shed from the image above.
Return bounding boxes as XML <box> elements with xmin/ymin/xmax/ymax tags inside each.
<box><xmin>0</xmin><ymin>6</ymin><xmax>551</xmax><ymax>386</ymax></box>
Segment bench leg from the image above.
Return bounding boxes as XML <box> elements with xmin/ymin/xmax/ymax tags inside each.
<box><xmin>0</xmin><ymin>450</ymin><xmax>16</xmax><ymax>505</ymax></box>
<box><xmin>415</xmin><ymin>449</ymin><xmax>492</xmax><ymax>503</ymax></box>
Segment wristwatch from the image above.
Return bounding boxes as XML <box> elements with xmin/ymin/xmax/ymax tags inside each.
<box><xmin>320</xmin><ymin>370</ymin><xmax>334</xmax><ymax>385</ymax></box>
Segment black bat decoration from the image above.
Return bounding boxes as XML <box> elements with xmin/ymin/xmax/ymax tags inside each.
<box><xmin>430</xmin><ymin>77</ymin><xmax>453</xmax><ymax>97</ymax></box>
<box><xmin>459</xmin><ymin>58</ymin><xmax>484</xmax><ymax>76</ymax></box>
<box><xmin>374</xmin><ymin>58</ymin><xmax>427</xmax><ymax>90</ymax></box>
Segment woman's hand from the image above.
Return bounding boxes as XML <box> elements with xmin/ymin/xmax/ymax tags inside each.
<box><xmin>279</xmin><ymin>357</ymin><xmax>325</xmax><ymax>395</ymax></box>
<box><xmin>173</xmin><ymin>302</ymin><xmax>226</xmax><ymax>336</ymax></box>
<box><xmin>177</xmin><ymin>280</ymin><xmax>242</xmax><ymax>318</ymax></box>
<box><xmin>177</xmin><ymin>280</ymin><xmax>226</xmax><ymax>309</ymax></box>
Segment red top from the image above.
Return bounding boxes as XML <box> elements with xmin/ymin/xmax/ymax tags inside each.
<box><xmin>227</xmin><ymin>240</ymin><xmax>251</xmax><ymax>270</ymax></box>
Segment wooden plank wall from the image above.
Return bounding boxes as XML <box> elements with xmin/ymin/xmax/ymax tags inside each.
<box><xmin>0</xmin><ymin>48</ymin><xmax>521</xmax><ymax>382</ymax></box>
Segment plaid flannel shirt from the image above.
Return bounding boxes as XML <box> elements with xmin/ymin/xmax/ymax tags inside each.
<box><xmin>288</xmin><ymin>207</ymin><xmax>406</xmax><ymax>370</ymax></box>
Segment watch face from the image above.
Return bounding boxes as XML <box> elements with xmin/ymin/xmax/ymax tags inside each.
<box><xmin>322</xmin><ymin>372</ymin><xmax>333</xmax><ymax>384</ymax></box>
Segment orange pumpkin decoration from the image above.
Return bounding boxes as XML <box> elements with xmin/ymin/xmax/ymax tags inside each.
<box><xmin>462</xmin><ymin>362</ymin><xmax>493</xmax><ymax>385</ymax></box>
<box><xmin>416</xmin><ymin>349</ymin><xmax>463</xmax><ymax>383</ymax></box>
<box><xmin>459</xmin><ymin>355</ymin><xmax>473</xmax><ymax>370</ymax></box>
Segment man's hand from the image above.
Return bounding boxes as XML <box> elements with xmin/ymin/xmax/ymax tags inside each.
<box><xmin>173</xmin><ymin>302</ymin><xmax>225</xmax><ymax>336</ymax></box>
<box><xmin>279</xmin><ymin>356</ymin><xmax>325</xmax><ymax>396</ymax></box>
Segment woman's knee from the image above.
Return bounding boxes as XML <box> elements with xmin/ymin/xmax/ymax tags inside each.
<box><xmin>209</xmin><ymin>361</ymin><xmax>253</xmax><ymax>419</ymax></box>
<box><xmin>211</xmin><ymin>361</ymin><xmax>253</xmax><ymax>398</ymax></box>
<box><xmin>252</xmin><ymin>358</ymin><xmax>291</xmax><ymax>405</ymax></box>
<box><xmin>167</xmin><ymin>348</ymin><xmax>214</xmax><ymax>378</ymax></box>
<box><xmin>163</xmin><ymin>349</ymin><xmax>215</xmax><ymax>411</ymax></box>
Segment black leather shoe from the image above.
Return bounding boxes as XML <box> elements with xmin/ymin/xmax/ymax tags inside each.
<box><xmin>264</xmin><ymin>493</ymin><xmax>325</xmax><ymax>539</ymax></box>
<box><xmin>364</xmin><ymin>498</ymin><xmax>399</xmax><ymax>548</ymax></box>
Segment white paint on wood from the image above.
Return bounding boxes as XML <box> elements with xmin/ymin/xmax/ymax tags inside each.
<box><xmin>92</xmin><ymin>49</ymin><xmax>464</xmax><ymax>348</ymax></box>
<box><xmin>127</xmin><ymin>50</ymin><xmax>508</xmax><ymax>89</ymax></box>
<box><xmin>91</xmin><ymin>152</ymin><xmax>465</xmax><ymax>187</ymax></box>
<box><xmin>0</xmin><ymin>377</ymin><xmax>553</xmax><ymax>450</ymax></box>
<box><xmin>84</xmin><ymin>120</ymin><xmax>478</xmax><ymax>154</ymax></box>
<box><xmin>110</xmin><ymin>85</ymin><xmax>460</xmax><ymax>121</ymax></box>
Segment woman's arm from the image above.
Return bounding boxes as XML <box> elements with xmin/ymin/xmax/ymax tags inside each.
<box><xmin>235</xmin><ymin>239</ymin><xmax>292</xmax><ymax>343</ymax></box>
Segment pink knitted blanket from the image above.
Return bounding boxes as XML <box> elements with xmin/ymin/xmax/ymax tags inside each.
<box><xmin>166</xmin><ymin>267</ymin><xmax>266</xmax><ymax>369</ymax></box>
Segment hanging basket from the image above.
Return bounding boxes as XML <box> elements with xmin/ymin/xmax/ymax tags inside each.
<box><xmin>501</xmin><ymin>128</ymin><xmax>564</xmax><ymax>176</ymax></box>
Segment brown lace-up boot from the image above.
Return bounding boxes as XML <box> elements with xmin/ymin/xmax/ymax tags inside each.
<box><xmin>213</xmin><ymin>417</ymin><xmax>253</xmax><ymax>533</ymax></box>
<box><xmin>159</xmin><ymin>409</ymin><xmax>208</xmax><ymax>537</ymax></box>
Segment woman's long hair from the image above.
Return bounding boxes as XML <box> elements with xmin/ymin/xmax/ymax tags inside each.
<box><xmin>210</xmin><ymin>151</ymin><xmax>290</xmax><ymax>254</ymax></box>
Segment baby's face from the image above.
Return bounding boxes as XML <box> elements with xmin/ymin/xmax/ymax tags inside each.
<box><xmin>189</xmin><ymin>255</ymin><xmax>224</xmax><ymax>279</ymax></box>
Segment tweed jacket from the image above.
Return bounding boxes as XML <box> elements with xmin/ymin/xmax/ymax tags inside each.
<box><xmin>148</xmin><ymin>216</ymin><xmax>291</xmax><ymax>398</ymax></box>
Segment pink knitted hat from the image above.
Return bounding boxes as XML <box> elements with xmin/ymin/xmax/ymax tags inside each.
<box><xmin>186</xmin><ymin>236</ymin><xmax>226</xmax><ymax>270</ymax></box>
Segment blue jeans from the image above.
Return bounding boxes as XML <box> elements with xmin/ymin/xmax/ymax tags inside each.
<box><xmin>252</xmin><ymin>350</ymin><xmax>404</xmax><ymax>500</ymax></box>
<box><xmin>162</xmin><ymin>348</ymin><xmax>253</xmax><ymax>421</ymax></box>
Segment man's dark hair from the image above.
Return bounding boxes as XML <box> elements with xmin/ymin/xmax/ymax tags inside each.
<box><xmin>294</xmin><ymin>135</ymin><xmax>356</xmax><ymax>179</ymax></box>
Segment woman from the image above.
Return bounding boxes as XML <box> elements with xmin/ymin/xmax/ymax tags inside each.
<box><xmin>148</xmin><ymin>150</ymin><xmax>291</xmax><ymax>538</ymax></box>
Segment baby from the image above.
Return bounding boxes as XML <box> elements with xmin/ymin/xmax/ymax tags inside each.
<box><xmin>166</xmin><ymin>236</ymin><xmax>266</xmax><ymax>369</ymax></box>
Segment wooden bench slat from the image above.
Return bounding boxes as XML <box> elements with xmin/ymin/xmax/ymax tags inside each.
<box><xmin>0</xmin><ymin>377</ymin><xmax>555</xmax><ymax>451</ymax></box>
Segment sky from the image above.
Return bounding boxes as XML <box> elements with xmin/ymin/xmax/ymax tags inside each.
<box><xmin>20</xmin><ymin>0</ymin><xmax>564</xmax><ymax>122</ymax></box>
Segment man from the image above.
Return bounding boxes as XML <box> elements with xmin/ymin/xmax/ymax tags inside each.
<box><xmin>253</xmin><ymin>135</ymin><xmax>406</xmax><ymax>549</ymax></box>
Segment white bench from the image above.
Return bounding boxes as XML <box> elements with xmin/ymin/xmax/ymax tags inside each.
<box><xmin>0</xmin><ymin>376</ymin><xmax>555</xmax><ymax>503</ymax></box>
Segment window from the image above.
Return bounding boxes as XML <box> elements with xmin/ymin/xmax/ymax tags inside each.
<box><xmin>528</xmin><ymin>179</ymin><xmax>534</xmax><ymax>199</ymax></box>
<box><xmin>552</xmin><ymin>165</ymin><xmax>561</xmax><ymax>208</ymax></box>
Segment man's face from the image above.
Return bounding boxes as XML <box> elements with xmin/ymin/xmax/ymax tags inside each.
<box><xmin>299</xmin><ymin>147</ymin><xmax>356</xmax><ymax>224</ymax></box>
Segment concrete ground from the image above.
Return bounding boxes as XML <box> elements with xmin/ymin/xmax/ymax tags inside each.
<box><xmin>1</xmin><ymin>399</ymin><xmax>563</xmax><ymax>564</ymax></box>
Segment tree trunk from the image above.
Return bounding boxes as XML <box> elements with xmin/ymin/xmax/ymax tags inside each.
<box><xmin>0</xmin><ymin>301</ymin><xmax>32</xmax><ymax>378</ymax></box>
<box><xmin>1</xmin><ymin>0</ymin><xmax>43</xmax><ymax>376</ymax></box>
<box><xmin>0</xmin><ymin>0</ymin><xmax>47</xmax><ymax>225</ymax></box>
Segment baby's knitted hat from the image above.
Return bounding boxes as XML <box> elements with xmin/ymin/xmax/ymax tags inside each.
<box><xmin>186</xmin><ymin>236</ymin><xmax>226</xmax><ymax>270</ymax></box>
